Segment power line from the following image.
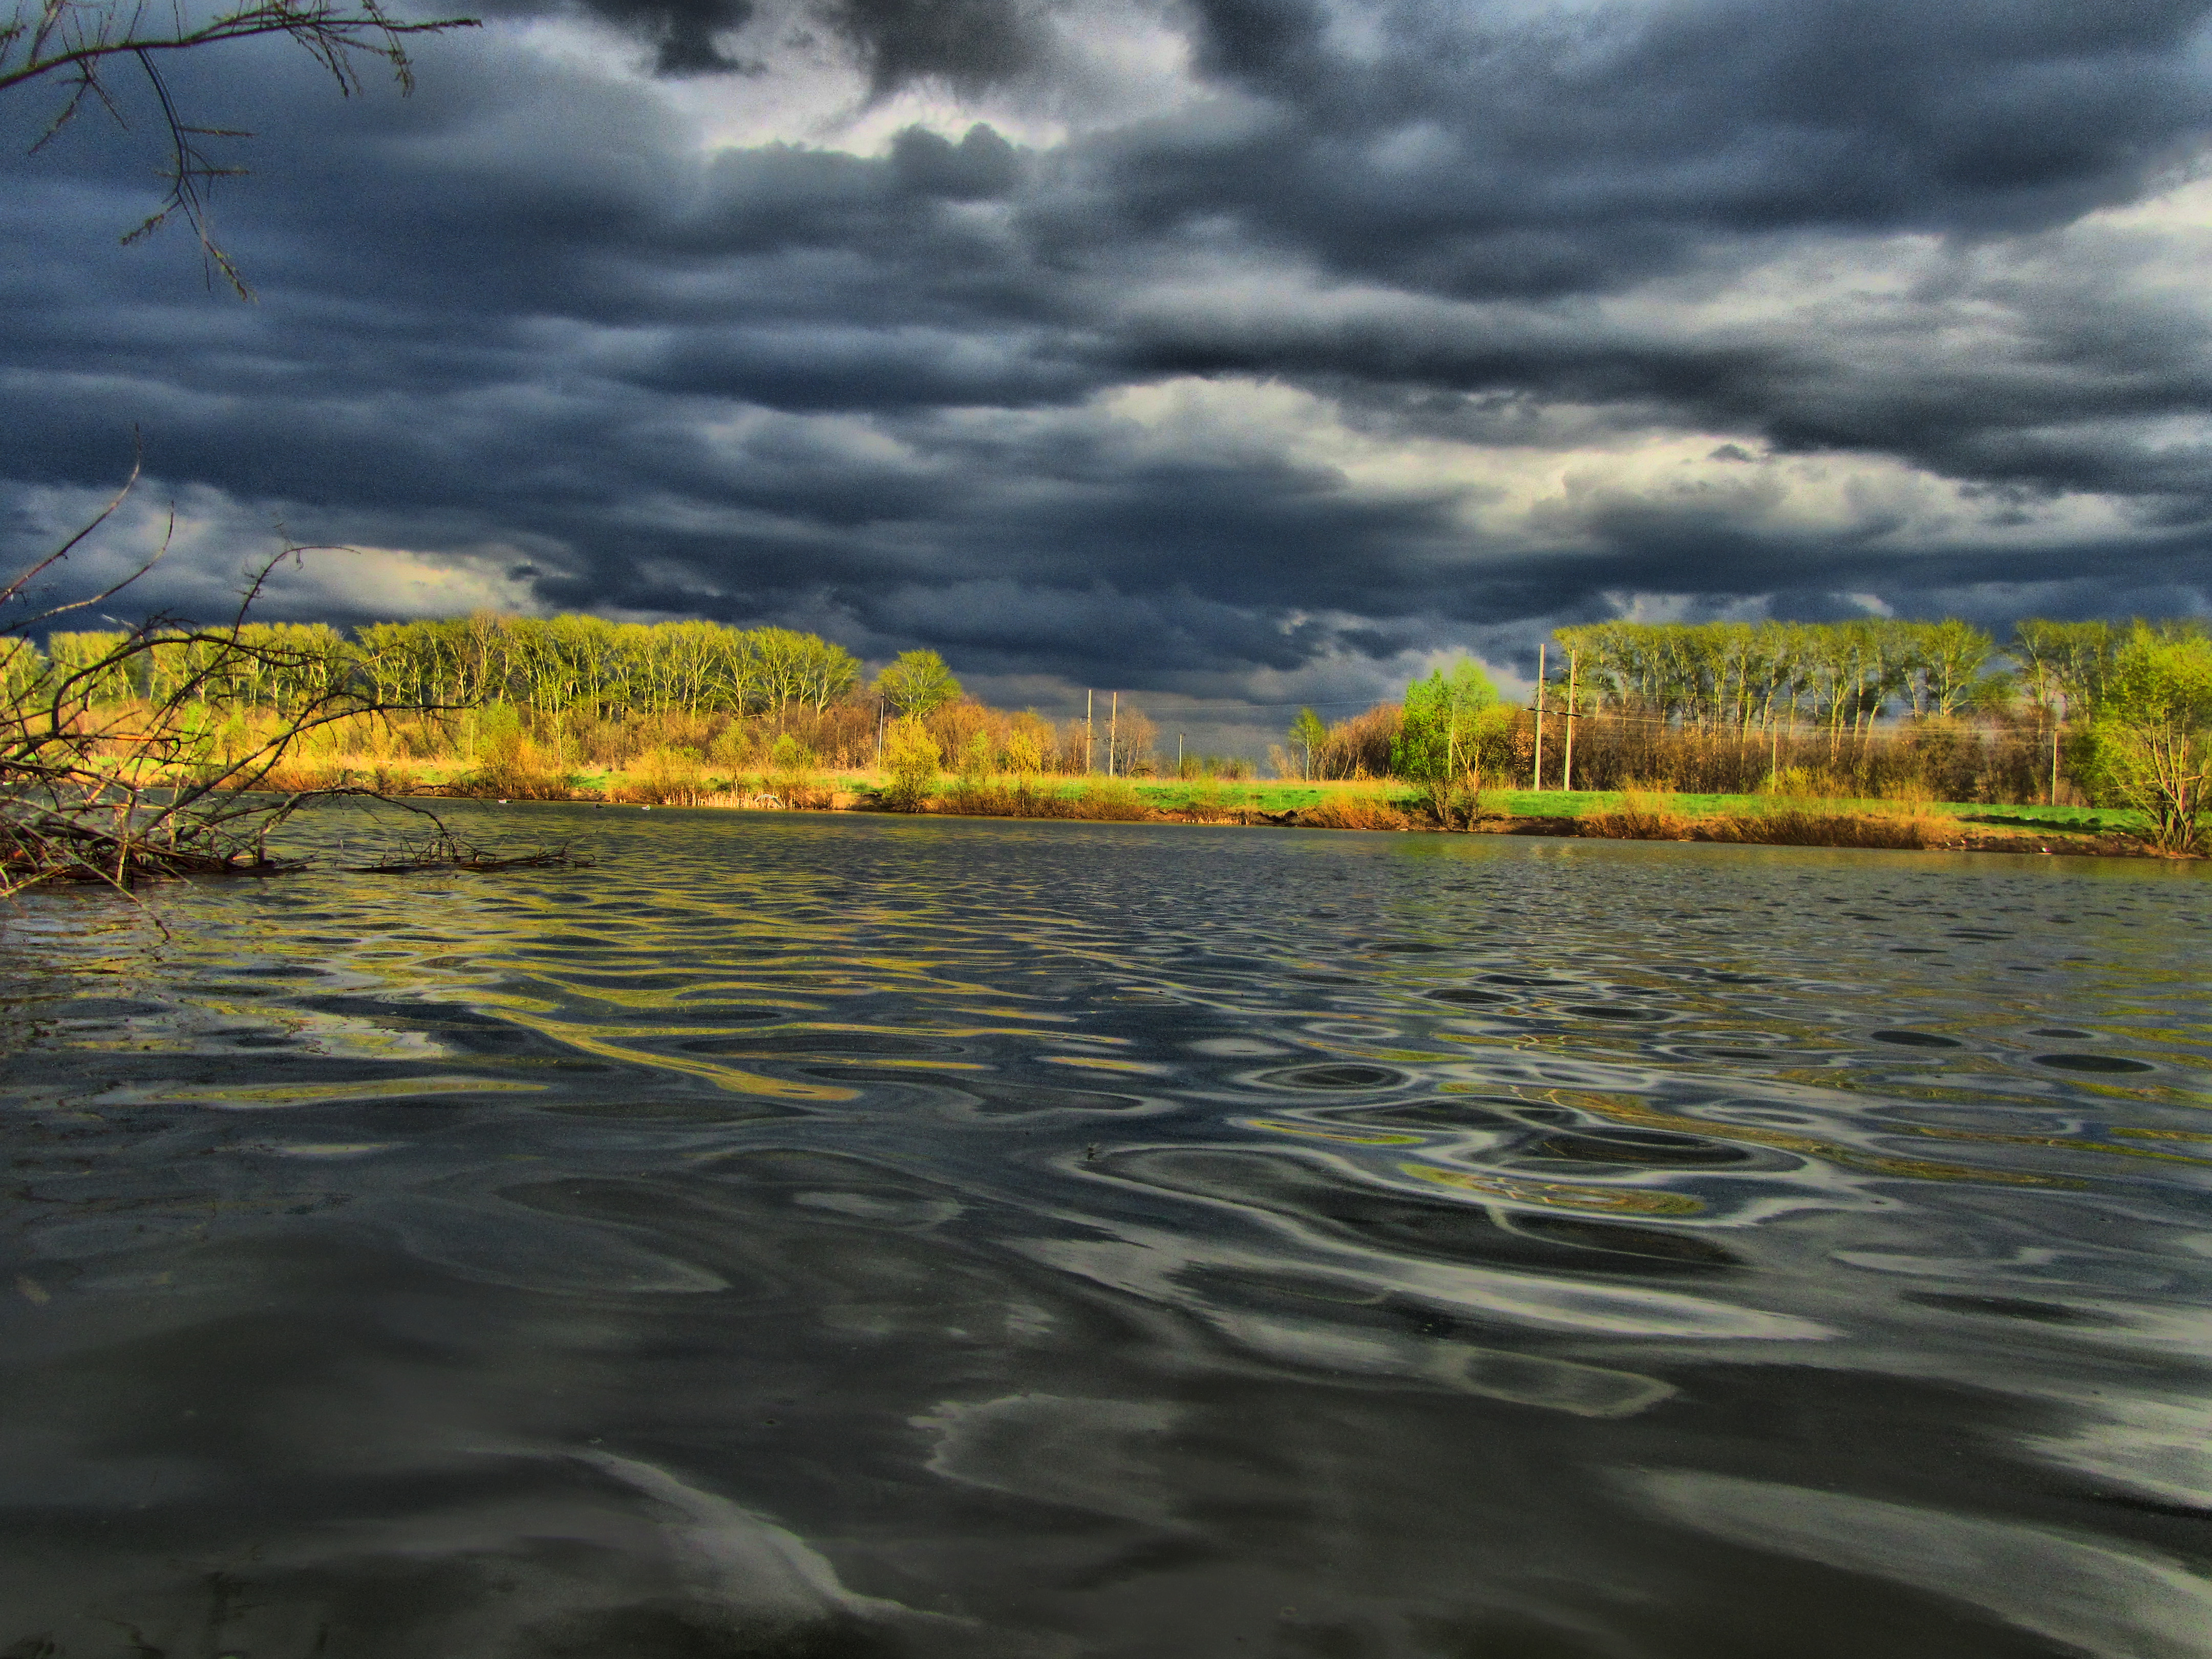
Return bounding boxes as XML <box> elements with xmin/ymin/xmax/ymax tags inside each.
<box><xmin>1108</xmin><ymin>697</ymin><xmax>1388</xmax><ymax>714</ymax></box>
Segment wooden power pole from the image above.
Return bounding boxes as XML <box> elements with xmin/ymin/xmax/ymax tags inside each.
<box><xmin>2051</xmin><ymin>697</ymin><xmax>2064</xmax><ymax>806</ymax></box>
<box><xmin>1562</xmin><ymin>652</ymin><xmax>1577</xmax><ymax>792</ymax></box>
<box><xmin>1533</xmin><ymin>642</ymin><xmax>1547</xmax><ymax>790</ymax></box>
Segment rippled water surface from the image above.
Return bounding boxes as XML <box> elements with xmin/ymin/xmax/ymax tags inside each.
<box><xmin>3</xmin><ymin>806</ymin><xmax>2209</xmax><ymax>1657</ymax></box>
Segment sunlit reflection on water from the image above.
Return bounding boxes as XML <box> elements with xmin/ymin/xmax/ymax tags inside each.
<box><xmin>1</xmin><ymin>805</ymin><xmax>2207</xmax><ymax>1655</ymax></box>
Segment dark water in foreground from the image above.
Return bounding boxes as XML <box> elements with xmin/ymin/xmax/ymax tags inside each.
<box><xmin>2</xmin><ymin>806</ymin><xmax>2209</xmax><ymax>1658</ymax></box>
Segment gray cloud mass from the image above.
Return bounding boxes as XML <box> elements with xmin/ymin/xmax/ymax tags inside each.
<box><xmin>3</xmin><ymin>0</ymin><xmax>2209</xmax><ymax>740</ymax></box>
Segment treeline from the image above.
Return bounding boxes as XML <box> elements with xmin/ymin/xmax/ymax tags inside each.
<box><xmin>21</xmin><ymin>613</ymin><xmax>1174</xmax><ymax>779</ymax></box>
<box><xmin>32</xmin><ymin>624</ymin><xmax>357</xmax><ymax>713</ymax></box>
<box><xmin>1547</xmin><ymin>618</ymin><xmax>2151</xmax><ymax>734</ymax></box>
<box><xmin>356</xmin><ymin>615</ymin><xmax>862</xmax><ymax>719</ymax></box>
<box><xmin>38</xmin><ymin>615</ymin><xmax>864</xmax><ymax>722</ymax></box>
<box><xmin>27</xmin><ymin>607</ymin><xmax>2201</xmax><ymax>814</ymax></box>
<box><xmin>1286</xmin><ymin>616</ymin><xmax>2204</xmax><ymax>803</ymax></box>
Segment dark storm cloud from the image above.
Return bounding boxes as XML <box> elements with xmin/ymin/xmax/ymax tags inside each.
<box><xmin>1058</xmin><ymin>0</ymin><xmax>2212</xmax><ymax>306</ymax></box>
<box><xmin>567</xmin><ymin>0</ymin><xmax>758</xmax><ymax>74</ymax></box>
<box><xmin>5</xmin><ymin>0</ymin><xmax>2212</xmax><ymax>725</ymax></box>
<box><xmin>820</xmin><ymin>0</ymin><xmax>1044</xmax><ymax>96</ymax></box>
<box><xmin>471</xmin><ymin>0</ymin><xmax>1041</xmax><ymax>87</ymax></box>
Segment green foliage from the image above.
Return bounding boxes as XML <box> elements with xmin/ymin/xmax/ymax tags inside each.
<box><xmin>1002</xmin><ymin>725</ymin><xmax>1044</xmax><ymax>775</ymax></box>
<box><xmin>1078</xmin><ymin>780</ymin><xmax>1150</xmax><ymax>820</ymax></box>
<box><xmin>1551</xmin><ymin>617</ymin><xmax>2009</xmax><ymax>733</ymax></box>
<box><xmin>955</xmin><ymin>731</ymin><xmax>994</xmax><ymax>788</ymax></box>
<box><xmin>623</xmin><ymin>746</ymin><xmax>705</xmax><ymax>806</ymax></box>
<box><xmin>2074</xmin><ymin>627</ymin><xmax>2212</xmax><ymax>850</ymax></box>
<box><xmin>472</xmin><ymin>701</ymin><xmax>522</xmax><ymax>765</ymax></box>
<box><xmin>1177</xmin><ymin>752</ymin><xmax>1254</xmax><ymax>781</ymax></box>
<box><xmin>1288</xmin><ymin>707</ymin><xmax>1327</xmax><ymax>779</ymax></box>
<box><xmin>1389</xmin><ymin>661</ymin><xmax>1509</xmax><ymax>827</ymax></box>
<box><xmin>469</xmin><ymin>703</ymin><xmax>572</xmax><ymax>798</ymax></box>
<box><xmin>1912</xmin><ymin>620</ymin><xmax>1995</xmax><ymax>717</ymax></box>
<box><xmin>876</xmin><ymin>649</ymin><xmax>961</xmax><ymax>717</ymax></box>
<box><xmin>1964</xmin><ymin>671</ymin><xmax>2018</xmax><ymax>715</ymax></box>
<box><xmin>353</xmin><ymin>613</ymin><xmax>859</xmax><ymax>720</ymax></box>
<box><xmin>765</xmin><ymin>733</ymin><xmax>817</xmax><ymax>798</ymax></box>
<box><xmin>881</xmin><ymin>716</ymin><xmax>941</xmax><ymax>811</ymax></box>
<box><xmin>3</xmin><ymin>575</ymin><xmax>418</xmax><ymax>891</ymax></box>
<box><xmin>1390</xmin><ymin>660</ymin><xmax>1499</xmax><ymax>783</ymax></box>
<box><xmin>708</xmin><ymin>721</ymin><xmax>756</xmax><ymax>768</ymax></box>
<box><xmin>2011</xmin><ymin>619</ymin><xmax>2118</xmax><ymax>714</ymax></box>
<box><xmin>1546</xmin><ymin>613</ymin><xmax>2206</xmax><ymax>739</ymax></box>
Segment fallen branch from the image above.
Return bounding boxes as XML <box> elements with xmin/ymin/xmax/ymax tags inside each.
<box><xmin>3</xmin><ymin>476</ymin><xmax>570</xmax><ymax>899</ymax></box>
<box><xmin>344</xmin><ymin>830</ymin><xmax>593</xmax><ymax>874</ymax></box>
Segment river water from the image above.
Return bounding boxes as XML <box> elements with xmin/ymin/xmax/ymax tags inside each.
<box><xmin>1</xmin><ymin>805</ymin><xmax>2207</xmax><ymax>1658</ymax></box>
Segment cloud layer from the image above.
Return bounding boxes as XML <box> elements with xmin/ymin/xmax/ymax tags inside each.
<box><xmin>4</xmin><ymin>0</ymin><xmax>2210</xmax><ymax>738</ymax></box>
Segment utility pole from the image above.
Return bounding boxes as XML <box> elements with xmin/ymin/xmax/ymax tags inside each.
<box><xmin>1109</xmin><ymin>692</ymin><xmax>1118</xmax><ymax>778</ymax></box>
<box><xmin>1177</xmin><ymin>732</ymin><xmax>1184</xmax><ymax>775</ymax></box>
<box><xmin>2051</xmin><ymin>696</ymin><xmax>2064</xmax><ymax>806</ymax></box>
<box><xmin>1447</xmin><ymin>724</ymin><xmax>1457</xmax><ymax>830</ymax></box>
<box><xmin>1086</xmin><ymin>689</ymin><xmax>1094</xmax><ymax>774</ymax></box>
<box><xmin>1562</xmin><ymin>652</ymin><xmax>1577</xmax><ymax>792</ymax></box>
<box><xmin>1532</xmin><ymin>642</ymin><xmax>1547</xmax><ymax>790</ymax></box>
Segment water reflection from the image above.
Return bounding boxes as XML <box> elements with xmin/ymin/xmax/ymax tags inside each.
<box><xmin>1</xmin><ymin>807</ymin><xmax>2207</xmax><ymax>1655</ymax></box>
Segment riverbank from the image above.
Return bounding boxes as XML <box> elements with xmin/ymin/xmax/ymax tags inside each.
<box><xmin>268</xmin><ymin>755</ymin><xmax>2175</xmax><ymax>857</ymax></box>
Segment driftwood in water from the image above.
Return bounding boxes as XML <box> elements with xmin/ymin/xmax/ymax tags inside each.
<box><xmin>346</xmin><ymin>832</ymin><xmax>594</xmax><ymax>875</ymax></box>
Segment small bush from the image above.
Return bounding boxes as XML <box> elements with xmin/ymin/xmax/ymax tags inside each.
<box><xmin>1759</xmin><ymin>766</ymin><xmax>1851</xmax><ymax>799</ymax></box>
<box><xmin>1701</xmin><ymin>809</ymin><xmax>1942</xmax><ymax>850</ymax></box>
<box><xmin>1077</xmin><ymin>781</ymin><xmax>1152</xmax><ymax>821</ymax></box>
<box><xmin>1002</xmin><ymin>726</ymin><xmax>1045</xmax><ymax>775</ymax></box>
<box><xmin>610</xmin><ymin>746</ymin><xmax>706</xmax><ymax>806</ymax></box>
<box><xmin>708</xmin><ymin>721</ymin><xmax>757</xmax><ymax>770</ymax></box>
<box><xmin>1177</xmin><ymin>753</ymin><xmax>1257</xmax><ymax>782</ymax></box>
<box><xmin>1580</xmin><ymin>785</ymin><xmax>1690</xmax><ymax>840</ymax></box>
<box><xmin>1298</xmin><ymin>792</ymin><xmax>1410</xmax><ymax>831</ymax></box>
<box><xmin>953</xmin><ymin>731</ymin><xmax>994</xmax><ymax>789</ymax></box>
<box><xmin>881</xmin><ymin>716</ymin><xmax>940</xmax><ymax>811</ymax></box>
<box><xmin>941</xmin><ymin>779</ymin><xmax>1085</xmax><ymax>818</ymax></box>
<box><xmin>762</xmin><ymin>732</ymin><xmax>818</xmax><ymax>804</ymax></box>
<box><xmin>471</xmin><ymin>733</ymin><xmax>575</xmax><ymax>800</ymax></box>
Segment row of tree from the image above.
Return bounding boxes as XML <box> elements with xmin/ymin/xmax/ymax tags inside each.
<box><xmin>38</xmin><ymin>615</ymin><xmax>871</xmax><ymax>722</ymax></box>
<box><xmin>20</xmin><ymin>610</ymin><xmax>1181</xmax><ymax>776</ymax></box>
<box><xmin>1275</xmin><ymin>620</ymin><xmax>2207</xmax><ymax>844</ymax></box>
<box><xmin>23</xmin><ymin>605</ymin><xmax>2203</xmax><ymax>831</ymax></box>
<box><xmin>1540</xmin><ymin>618</ymin><xmax>2162</xmax><ymax>737</ymax></box>
<box><xmin>1285</xmin><ymin>616</ymin><xmax>2203</xmax><ymax>786</ymax></box>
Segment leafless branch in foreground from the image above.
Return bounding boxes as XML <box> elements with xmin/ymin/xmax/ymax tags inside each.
<box><xmin>0</xmin><ymin>472</ymin><xmax>459</xmax><ymax>898</ymax></box>
<box><xmin>5</xmin><ymin>0</ymin><xmax>479</xmax><ymax>296</ymax></box>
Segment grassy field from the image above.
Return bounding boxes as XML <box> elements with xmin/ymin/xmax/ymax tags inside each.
<box><xmin>1119</xmin><ymin>780</ymin><xmax>2147</xmax><ymax>836</ymax></box>
<box><xmin>1474</xmin><ymin>790</ymin><xmax>2143</xmax><ymax>835</ymax></box>
<box><xmin>267</xmin><ymin>753</ymin><xmax>2152</xmax><ymax>840</ymax></box>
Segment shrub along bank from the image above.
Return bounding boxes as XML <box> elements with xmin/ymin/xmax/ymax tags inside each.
<box><xmin>379</xmin><ymin>762</ymin><xmax>2162</xmax><ymax>856</ymax></box>
<box><xmin>17</xmin><ymin>607</ymin><xmax>2202</xmax><ymax>859</ymax></box>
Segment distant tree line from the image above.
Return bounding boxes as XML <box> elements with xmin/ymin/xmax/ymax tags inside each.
<box><xmin>24</xmin><ymin>606</ymin><xmax>2203</xmax><ymax>836</ymax></box>
<box><xmin>1284</xmin><ymin>616</ymin><xmax>2207</xmax><ymax>828</ymax></box>
<box><xmin>1547</xmin><ymin>618</ymin><xmax>2143</xmax><ymax>736</ymax></box>
<box><xmin>19</xmin><ymin>615</ymin><xmax>1170</xmax><ymax>780</ymax></box>
<box><xmin>39</xmin><ymin>614</ymin><xmax>864</xmax><ymax>721</ymax></box>
<box><xmin>41</xmin><ymin>623</ymin><xmax>358</xmax><ymax>713</ymax></box>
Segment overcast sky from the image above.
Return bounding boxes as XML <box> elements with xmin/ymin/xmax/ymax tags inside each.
<box><xmin>5</xmin><ymin>0</ymin><xmax>2211</xmax><ymax>748</ymax></box>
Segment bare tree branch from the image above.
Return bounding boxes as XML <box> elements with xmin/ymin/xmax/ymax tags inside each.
<box><xmin>5</xmin><ymin>0</ymin><xmax>479</xmax><ymax>295</ymax></box>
